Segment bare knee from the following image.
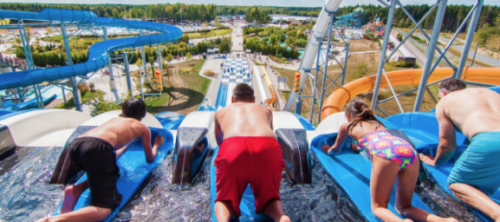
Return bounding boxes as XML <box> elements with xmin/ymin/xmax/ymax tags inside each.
<box><xmin>449</xmin><ymin>183</ymin><xmax>472</xmax><ymax>203</ymax></box>
<box><xmin>95</xmin><ymin>207</ymin><xmax>111</xmax><ymax>221</ymax></box>
<box><xmin>371</xmin><ymin>207</ymin><xmax>386</xmax><ymax>218</ymax></box>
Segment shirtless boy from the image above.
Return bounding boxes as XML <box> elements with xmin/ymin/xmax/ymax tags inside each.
<box><xmin>37</xmin><ymin>98</ymin><xmax>164</xmax><ymax>222</ymax></box>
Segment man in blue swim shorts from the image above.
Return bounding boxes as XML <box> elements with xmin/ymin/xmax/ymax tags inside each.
<box><xmin>420</xmin><ymin>78</ymin><xmax>500</xmax><ymax>221</ymax></box>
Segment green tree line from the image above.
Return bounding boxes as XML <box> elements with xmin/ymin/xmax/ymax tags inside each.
<box><xmin>338</xmin><ymin>4</ymin><xmax>499</xmax><ymax>33</ymax></box>
<box><xmin>15</xmin><ymin>36</ymin><xmax>231</xmax><ymax>67</ymax></box>
<box><xmin>0</xmin><ymin>3</ymin><xmax>497</xmax><ymax>31</ymax></box>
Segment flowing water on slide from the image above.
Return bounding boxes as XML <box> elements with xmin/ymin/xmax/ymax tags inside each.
<box><xmin>0</xmin><ymin>146</ymin><xmax>65</xmax><ymax>221</ymax></box>
<box><xmin>114</xmin><ymin>150</ymin><xmax>367</xmax><ymax>222</ymax></box>
<box><xmin>415</xmin><ymin>167</ymin><xmax>483</xmax><ymax>222</ymax></box>
<box><xmin>0</xmin><ymin>147</ymin><xmax>482</xmax><ymax>221</ymax></box>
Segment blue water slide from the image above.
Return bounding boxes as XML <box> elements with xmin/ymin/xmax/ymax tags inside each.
<box><xmin>0</xmin><ymin>9</ymin><xmax>182</xmax><ymax>90</ymax></box>
<box><xmin>214</xmin><ymin>84</ymin><xmax>228</xmax><ymax>108</ymax></box>
<box><xmin>386</xmin><ymin>112</ymin><xmax>499</xmax><ymax>221</ymax></box>
<box><xmin>2</xmin><ymin>94</ymin><xmax>56</xmax><ymax>111</ymax></box>
<box><xmin>0</xmin><ymin>109</ymin><xmax>13</xmax><ymax>117</ymax></box>
<box><xmin>154</xmin><ymin>111</ymin><xmax>185</xmax><ymax>130</ymax></box>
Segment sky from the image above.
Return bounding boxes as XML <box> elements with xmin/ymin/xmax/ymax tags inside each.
<box><xmin>0</xmin><ymin>0</ymin><xmax>498</xmax><ymax>7</ymax></box>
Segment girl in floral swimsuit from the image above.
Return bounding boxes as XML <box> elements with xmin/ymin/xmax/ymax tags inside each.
<box><xmin>323</xmin><ymin>99</ymin><xmax>457</xmax><ymax>222</ymax></box>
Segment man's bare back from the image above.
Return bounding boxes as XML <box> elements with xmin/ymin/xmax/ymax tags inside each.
<box><xmin>437</xmin><ymin>88</ymin><xmax>500</xmax><ymax>139</ymax></box>
<box><xmin>215</xmin><ymin>102</ymin><xmax>275</xmax><ymax>144</ymax></box>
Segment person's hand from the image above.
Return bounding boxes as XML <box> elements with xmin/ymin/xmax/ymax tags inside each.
<box><xmin>154</xmin><ymin>135</ymin><xmax>164</xmax><ymax>147</ymax></box>
<box><xmin>194</xmin><ymin>143</ymin><xmax>206</xmax><ymax>152</ymax></box>
<box><xmin>322</xmin><ymin>145</ymin><xmax>331</xmax><ymax>153</ymax></box>
<box><xmin>419</xmin><ymin>153</ymin><xmax>436</xmax><ymax>166</ymax></box>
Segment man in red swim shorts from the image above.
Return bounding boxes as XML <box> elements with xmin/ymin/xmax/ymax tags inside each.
<box><xmin>214</xmin><ymin>83</ymin><xmax>290</xmax><ymax>222</ymax></box>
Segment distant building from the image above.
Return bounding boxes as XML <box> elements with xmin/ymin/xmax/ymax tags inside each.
<box><xmin>334</xmin><ymin>7</ymin><xmax>366</xmax><ymax>28</ymax></box>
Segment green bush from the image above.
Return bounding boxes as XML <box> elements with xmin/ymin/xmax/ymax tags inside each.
<box><xmin>411</xmin><ymin>35</ymin><xmax>427</xmax><ymax>44</ymax></box>
<box><xmin>397</xmin><ymin>33</ymin><xmax>403</xmax><ymax>42</ymax></box>
<box><xmin>389</xmin><ymin>61</ymin><xmax>416</xmax><ymax>68</ymax></box>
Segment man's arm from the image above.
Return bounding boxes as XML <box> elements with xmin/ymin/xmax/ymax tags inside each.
<box><xmin>214</xmin><ymin>112</ymin><xmax>224</xmax><ymax>146</ymax></box>
<box><xmin>420</xmin><ymin>104</ymin><xmax>457</xmax><ymax>166</ymax></box>
<box><xmin>140</xmin><ymin>124</ymin><xmax>164</xmax><ymax>163</ymax></box>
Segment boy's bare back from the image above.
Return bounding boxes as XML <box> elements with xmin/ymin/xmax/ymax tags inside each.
<box><xmin>81</xmin><ymin>117</ymin><xmax>148</xmax><ymax>149</ymax></box>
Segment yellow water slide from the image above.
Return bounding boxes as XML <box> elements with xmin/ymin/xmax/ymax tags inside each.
<box><xmin>260</xmin><ymin>66</ymin><xmax>277</xmax><ymax>110</ymax></box>
<box><xmin>321</xmin><ymin>67</ymin><xmax>500</xmax><ymax>120</ymax></box>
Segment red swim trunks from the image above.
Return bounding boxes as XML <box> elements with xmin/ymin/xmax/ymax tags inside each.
<box><xmin>214</xmin><ymin>136</ymin><xmax>285</xmax><ymax>217</ymax></box>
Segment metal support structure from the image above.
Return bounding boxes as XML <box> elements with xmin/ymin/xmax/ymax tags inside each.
<box><xmin>309</xmin><ymin>38</ymin><xmax>324</xmax><ymax>122</ymax></box>
<box><xmin>300</xmin><ymin>11</ymin><xmax>349</xmax><ymax>125</ymax></box>
<box><xmin>317</xmin><ymin>14</ymin><xmax>335</xmax><ymax>122</ymax></box>
<box><xmin>61</xmin><ymin>85</ymin><xmax>67</xmax><ymax>103</ymax></box>
<box><xmin>455</xmin><ymin>0</ymin><xmax>484</xmax><ymax>79</ymax></box>
<box><xmin>18</xmin><ymin>21</ymin><xmax>43</xmax><ymax>108</ymax></box>
<box><xmin>414</xmin><ymin>0</ymin><xmax>448</xmax><ymax>112</ymax></box>
<box><xmin>123</xmin><ymin>52</ymin><xmax>133</xmax><ymax>96</ymax></box>
<box><xmin>341</xmin><ymin>42</ymin><xmax>349</xmax><ymax>85</ymax></box>
<box><xmin>140</xmin><ymin>32</ymin><xmax>146</xmax><ymax>100</ymax></box>
<box><xmin>371</xmin><ymin>0</ymin><xmax>487</xmax><ymax>116</ymax></box>
<box><xmin>61</xmin><ymin>23</ymin><xmax>82</xmax><ymax>112</ymax></box>
<box><xmin>395</xmin><ymin>1</ymin><xmax>455</xmax><ymax>68</ymax></box>
<box><xmin>103</xmin><ymin>26</ymin><xmax>121</xmax><ymax>102</ymax></box>
<box><xmin>371</xmin><ymin>0</ymin><xmax>397</xmax><ymax>111</ymax></box>
<box><xmin>157</xmin><ymin>44</ymin><xmax>165</xmax><ymax>88</ymax></box>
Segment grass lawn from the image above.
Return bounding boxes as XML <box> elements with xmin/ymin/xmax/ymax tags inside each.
<box><xmin>185</xmin><ymin>29</ymin><xmax>232</xmax><ymax>39</ymax></box>
<box><xmin>142</xmin><ymin>59</ymin><xmax>210</xmax><ymax>115</ymax></box>
<box><xmin>447</xmin><ymin>47</ymin><xmax>493</xmax><ymax>67</ymax></box>
<box><xmin>55</xmin><ymin>90</ymin><xmax>105</xmax><ymax>109</ymax></box>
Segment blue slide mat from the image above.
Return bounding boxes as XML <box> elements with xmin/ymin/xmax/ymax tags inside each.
<box><xmin>210</xmin><ymin>148</ymin><xmax>272</xmax><ymax>222</ymax></box>
<box><xmin>53</xmin><ymin>127</ymin><xmax>174</xmax><ymax>222</ymax></box>
<box><xmin>310</xmin><ymin>133</ymin><xmax>434</xmax><ymax>222</ymax></box>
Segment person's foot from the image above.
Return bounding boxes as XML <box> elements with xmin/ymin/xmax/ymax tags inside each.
<box><xmin>279</xmin><ymin>215</ymin><xmax>291</xmax><ymax>222</ymax></box>
<box><xmin>444</xmin><ymin>218</ymin><xmax>459</xmax><ymax>222</ymax></box>
<box><xmin>60</xmin><ymin>185</ymin><xmax>84</xmax><ymax>213</ymax></box>
<box><xmin>402</xmin><ymin>219</ymin><xmax>413</xmax><ymax>222</ymax></box>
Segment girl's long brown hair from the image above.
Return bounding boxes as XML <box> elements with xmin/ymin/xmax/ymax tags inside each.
<box><xmin>346</xmin><ymin>99</ymin><xmax>384</xmax><ymax>132</ymax></box>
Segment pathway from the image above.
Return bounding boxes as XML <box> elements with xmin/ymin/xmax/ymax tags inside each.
<box><xmin>198</xmin><ymin>58</ymin><xmax>225</xmax><ymax>106</ymax></box>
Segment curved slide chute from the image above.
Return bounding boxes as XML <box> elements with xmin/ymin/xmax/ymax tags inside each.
<box><xmin>0</xmin><ymin>9</ymin><xmax>182</xmax><ymax>90</ymax></box>
<box><xmin>321</xmin><ymin>67</ymin><xmax>500</xmax><ymax>119</ymax></box>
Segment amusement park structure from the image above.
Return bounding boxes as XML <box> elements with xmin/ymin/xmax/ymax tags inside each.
<box><xmin>0</xmin><ymin>9</ymin><xmax>181</xmax><ymax>111</ymax></box>
<box><xmin>334</xmin><ymin>7</ymin><xmax>366</xmax><ymax>28</ymax></box>
<box><xmin>286</xmin><ymin>0</ymin><xmax>499</xmax><ymax>122</ymax></box>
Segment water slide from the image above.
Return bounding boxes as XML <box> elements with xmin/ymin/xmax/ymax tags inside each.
<box><xmin>284</xmin><ymin>0</ymin><xmax>343</xmax><ymax>111</ymax></box>
<box><xmin>321</xmin><ymin>67</ymin><xmax>500</xmax><ymax>118</ymax></box>
<box><xmin>0</xmin><ymin>9</ymin><xmax>182</xmax><ymax>90</ymax></box>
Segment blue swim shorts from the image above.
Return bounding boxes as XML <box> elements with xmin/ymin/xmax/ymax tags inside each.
<box><xmin>448</xmin><ymin>131</ymin><xmax>500</xmax><ymax>195</ymax></box>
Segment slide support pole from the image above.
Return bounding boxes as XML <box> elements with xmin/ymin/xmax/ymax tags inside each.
<box><xmin>414</xmin><ymin>0</ymin><xmax>447</xmax><ymax>111</ymax></box>
<box><xmin>123</xmin><ymin>52</ymin><xmax>132</xmax><ymax>96</ymax></box>
<box><xmin>371</xmin><ymin>0</ymin><xmax>397</xmax><ymax>111</ymax></box>
<box><xmin>61</xmin><ymin>23</ymin><xmax>82</xmax><ymax>112</ymax></box>
<box><xmin>455</xmin><ymin>0</ymin><xmax>484</xmax><ymax>79</ymax></box>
